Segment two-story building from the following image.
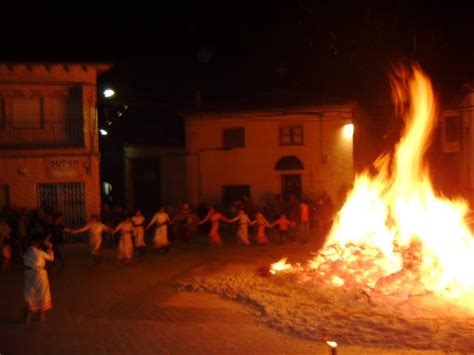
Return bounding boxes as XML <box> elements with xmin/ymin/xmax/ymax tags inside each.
<box><xmin>185</xmin><ymin>94</ymin><xmax>367</xmax><ymax>207</ymax></box>
<box><xmin>0</xmin><ymin>63</ymin><xmax>110</xmax><ymax>227</ymax></box>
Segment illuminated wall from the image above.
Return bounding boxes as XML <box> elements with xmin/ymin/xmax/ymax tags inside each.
<box><xmin>185</xmin><ymin>106</ymin><xmax>357</xmax><ymax>207</ymax></box>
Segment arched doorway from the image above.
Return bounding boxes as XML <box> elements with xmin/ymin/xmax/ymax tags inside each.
<box><xmin>275</xmin><ymin>156</ymin><xmax>304</xmax><ymax>201</ymax></box>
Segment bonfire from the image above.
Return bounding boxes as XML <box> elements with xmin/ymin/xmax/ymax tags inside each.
<box><xmin>271</xmin><ymin>65</ymin><xmax>474</xmax><ymax>307</ymax></box>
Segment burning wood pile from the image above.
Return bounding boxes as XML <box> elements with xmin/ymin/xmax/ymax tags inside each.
<box><xmin>270</xmin><ymin>65</ymin><xmax>474</xmax><ymax>309</ymax></box>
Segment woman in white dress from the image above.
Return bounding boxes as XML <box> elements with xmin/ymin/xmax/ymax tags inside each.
<box><xmin>146</xmin><ymin>207</ymin><xmax>172</xmax><ymax>253</ymax></box>
<box><xmin>23</xmin><ymin>234</ymin><xmax>54</xmax><ymax>324</ymax></box>
<box><xmin>66</xmin><ymin>215</ymin><xmax>113</xmax><ymax>264</ymax></box>
<box><xmin>131</xmin><ymin>210</ymin><xmax>146</xmax><ymax>254</ymax></box>
<box><xmin>230</xmin><ymin>209</ymin><xmax>255</xmax><ymax>246</ymax></box>
<box><xmin>113</xmin><ymin>216</ymin><xmax>136</xmax><ymax>263</ymax></box>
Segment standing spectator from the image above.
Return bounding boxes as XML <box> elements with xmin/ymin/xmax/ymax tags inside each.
<box><xmin>287</xmin><ymin>194</ymin><xmax>299</xmax><ymax>223</ymax></box>
<box><xmin>23</xmin><ymin>234</ymin><xmax>54</xmax><ymax>324</ymax></box>
<box><xmin>0</xmin><ymin>216</ymin><xmax>12</xmax><ymax>271</ymax></box>
<box><xmin>147</xmin><ymin>207</ymin><xmax>172</xmax><ymax>253</ymax></box>
<box><xmin>316</xmin><ymin>192</ymin><xmax>335</xmax><ymax>234</ymax></box>
<box><xmin>16</xmin><ymin>209</ymin><xmax>29</xmax><ymax>260</ymax></box>
<box><xmin>50</xmin><ymin>214</ymin><xmax>66</xmax><ymax>270</ymax></box>
<box><xmin>299</xmin><ymin>199</ymin><xmax>310</xmax><ymax>243</ymax></box>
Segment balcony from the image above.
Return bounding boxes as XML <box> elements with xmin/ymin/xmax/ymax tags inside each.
<box><xmin>0</xmin><ymin>119</ymin><xmax>84</xmax><ymax>149</ymax></box>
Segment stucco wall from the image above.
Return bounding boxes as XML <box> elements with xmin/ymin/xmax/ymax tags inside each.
<box><xmin>186</xmin><ymin>110</ymin><xmax>354</xmax><ymax>206</ymax></box>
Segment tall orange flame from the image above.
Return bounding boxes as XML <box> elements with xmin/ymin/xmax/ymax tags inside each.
<box><xmin>308</xmin><ymin>65</ymin><xmax>474</xmax><ymax>300</ymax></box>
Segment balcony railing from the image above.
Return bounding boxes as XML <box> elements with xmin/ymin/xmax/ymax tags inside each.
<box><xmin>0</xmin><ymin>119</ymin><xmax>84</xmax><ymax>148</ymax></box>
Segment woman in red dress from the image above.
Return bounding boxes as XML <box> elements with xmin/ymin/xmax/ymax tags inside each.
<box><xmin>255</xmin><ymin>211</ymin><xmax>270</xmax><ymax>245</ymax></box>
<box><xmin>199</xmin><ymin>206</ymin><xmax>232</xmax><ymax>247</ymax></box>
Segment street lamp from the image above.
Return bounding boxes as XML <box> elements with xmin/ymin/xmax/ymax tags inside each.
<box><xmin>103</xmin><ymin>88</ymin><xmax>115</xmax><ymax>98</ymax></box>
<box><xmin>342</xmin><ymin>123</ymin><xmax>354</xmax><ymax>140</ymax></box>
<box><xmin>99</xmin><ymin>88</ymin><xmax>117</xmax><ymax>135</ymax></box>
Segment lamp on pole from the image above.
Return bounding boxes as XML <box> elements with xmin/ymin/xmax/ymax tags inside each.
<box><xmin>103</xmin><ymin>88</ymin><xmax>115</xmax><ymax>98</ymax></box>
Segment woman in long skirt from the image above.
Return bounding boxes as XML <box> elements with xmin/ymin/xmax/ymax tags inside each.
<box><xmin>146</xmin><ymin>207</ymin><xmax>171</xmax><ymax>253</ymax></box>
<box><xmin>131</xmin><ymin>210</ymin><xmax>146</xmax><ymax>254</ymax></box>
<box><xmin>199</xmin><ymin>206</ymin><xmax>232</xmax><ymax>247</ymax></box>
<box><xmin>23</xmin><ymin>234</ymin><xmax>54</xmax><ymax>323</ymax></box>
<box><xmin>66</xmin><ymin>215</ymin><xmax>113</xmax><ymax>264</ymax></box>
<box><xmin>114</xmin><ymin>217</ymin><xmax>135</xmax><ymax>263</ymax></box>
<box><xmin>255</xmin><ymin>211</ymin><xmax>270</xmax><ymax>245</ymax></box>
<box><xmin>230</xmin><ymin>209</ymin><xmax>255</xmax><ymax>246</ymax></box>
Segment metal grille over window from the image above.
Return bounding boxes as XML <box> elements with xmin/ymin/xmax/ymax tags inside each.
<box><xmin>37</xmin><ymin>183</ymin><xmax>86</xmax><ymax>242</ymax></box>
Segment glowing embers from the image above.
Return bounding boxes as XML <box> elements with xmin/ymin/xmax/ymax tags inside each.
<box><xmin>269</xmin><ymin>258</ymin><xmax>292</xmax><ymax>275</ymax></box>
<box><xmin>271</xmin><ymin>66</ymin><xmax>474</xmax><ymax>306</ymax></box>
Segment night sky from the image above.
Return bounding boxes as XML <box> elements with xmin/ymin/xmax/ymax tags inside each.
<box><xmin>1</xmin><ymin>2</ymin><xmax>474</xmax><ymax>126</ymax></box>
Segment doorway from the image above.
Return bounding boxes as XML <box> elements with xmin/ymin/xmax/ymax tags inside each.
<box><xmin>132</xmin><ymin>158</ymin><xmax>162</xmax><ymax>213</ymax></box>
<box><xmin>281</xmin><ymin>174</ymin><xmax>302</xmax><ymax>202</ymax></box>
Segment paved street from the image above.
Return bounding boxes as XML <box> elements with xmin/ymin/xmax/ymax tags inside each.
<box><xmin>0</xmin><ymin>233</ymin><xmax>446</xmax><ymax>354</ymax></box>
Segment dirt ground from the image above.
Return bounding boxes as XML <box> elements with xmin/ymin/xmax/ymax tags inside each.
<box><xmin>0</xmin><ymin>231</ymin><xmax>454</xmax><ymax>354</ymax></box>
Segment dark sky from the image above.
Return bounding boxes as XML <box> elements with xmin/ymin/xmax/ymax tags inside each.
<box><xmin>1</xmin><ymin>2</ymin><xmax>474</xmax><ymax>109</ymax></box>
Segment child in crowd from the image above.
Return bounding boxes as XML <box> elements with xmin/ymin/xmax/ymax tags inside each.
<box><xmin>270</xmin><ymin>214</ymin><xmax>296</xmax><ymax>244</ymax></box>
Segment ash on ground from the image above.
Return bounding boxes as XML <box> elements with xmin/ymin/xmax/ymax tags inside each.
<box><xmin>176</xmin><ymin>265</ymin><xmax>474</xmax><ymax>352</ymax></box>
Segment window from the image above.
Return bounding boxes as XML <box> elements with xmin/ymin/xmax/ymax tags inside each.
<box><xmin>442</xmin><ymin>115</ymin><xmax>461</xmax><ymax>153</ymax></box>
<box><xmin>445</xmin><ymin>115</ymin><xmax>461</xmax><ymax>142</ymax></box>
<box><xmin>280</xmin><ymin>126</ymin><xmax>303</xmax><ymax>145</ymax></box>
<box><xmin>223</xmin><ymin>127</ymin><xmax>245</xmax><ymax>149</ymax></box>
<box><xmin>11</xmin><ymin>97</ymin><xmax>43</xmax><ymax>128</ymax></box>
<box><xmin>37</xmin><ymin>183</ymin><xmax>85</xmax><ymax>228</ymax></box>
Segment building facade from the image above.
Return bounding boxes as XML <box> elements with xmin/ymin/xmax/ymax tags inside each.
<box><xmin>428</xmin><ymin>83</ymin><xmax>474</xmax><ymax>201</ymax></box>
<box><xmin>0</xmin><ymin>63</ymin><xmax>110</xmax><ymax>226</ymax></box>
<box><xmin>123</xmin><ymin>145</ymin><xmax>186</xmax><ymax>213</ymax></box>
<box><xmin>185</xmin><ymin>102</ymin><xmax>366</xmax><ymax>207</ymax></box>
